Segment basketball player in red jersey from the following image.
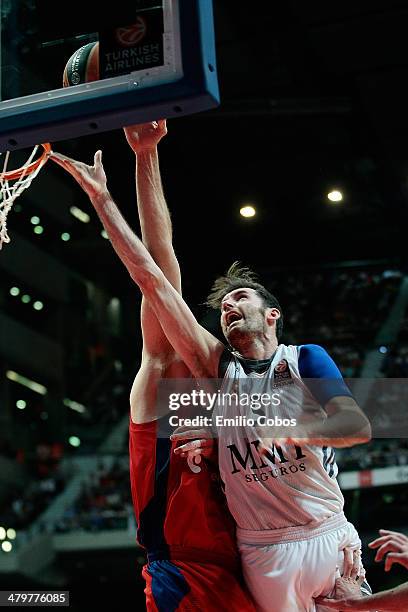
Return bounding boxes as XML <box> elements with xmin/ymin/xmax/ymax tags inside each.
<box><xmin>117</xmin><ymin>121</ymin><xmax>255</xmax><ymax>611</ymax></box>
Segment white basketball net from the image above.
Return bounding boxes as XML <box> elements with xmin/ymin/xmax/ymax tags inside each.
<box><xmin>0</xmin><ymin>145</ymin><xmax>49</xmax><ymax>249</ymax></box>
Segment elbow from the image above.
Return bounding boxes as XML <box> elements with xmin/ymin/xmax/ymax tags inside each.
<box><xmin>352</xmin><ymin>417</ymin><xmax>372</xmax><ymax>446</ymax></box>
<box><xmin>359</xmin><ymin>413</ymin><xmax>372</xmax><ymax>443</ymax></box>
<box><xmin>355</xmin><ymin>433</ymin><xmax>371</xmax><ymax>446</ymax></box>
<box><xmin>361</xmin><ymin>421</ymin><xmax>372</xmax><ymax>444</ymax></box>
<box><xmin>338</xmin><ymin>410</ymin><xmax>372</xmax><ymax>447</ymax></box>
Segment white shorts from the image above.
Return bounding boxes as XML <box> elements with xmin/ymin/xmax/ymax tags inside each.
<box><xmin>237</xmin><ymin>513</ymin><xmax>363</xmax><ymax>612</ymax></box>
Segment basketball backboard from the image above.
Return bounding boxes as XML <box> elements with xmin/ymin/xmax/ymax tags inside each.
<box><xmin>0</xmin><ymin>0</ymin><xmax>219</xmax><ymax>152</ymax></box>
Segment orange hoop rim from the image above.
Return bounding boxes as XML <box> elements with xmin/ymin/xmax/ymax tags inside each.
<box><xmin>0</xmin><ymin>143</ymin><xmax>52</xmax><ymax>182</ymax></box>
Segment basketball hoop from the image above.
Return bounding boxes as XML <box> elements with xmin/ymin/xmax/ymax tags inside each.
<box><xmin>0</xmin><ymin>143</ymin><xmax>51</xmax><ymax>249</ymax></box>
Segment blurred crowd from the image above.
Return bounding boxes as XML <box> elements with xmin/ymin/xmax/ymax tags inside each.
<box><xmin>0</xmin><ymin>441</ymin><xmax>65</xmax><ymax>530</ymax></box>
<box><xmin>276</xmin><ymin>267</ymin><xmax>401</xmax><ymax>346</ymax></box>
<box><xmin>337</xmin><ymin>439</ymin><xmax>408</xmax><ymax>471</ymax></box>
<box><xmin>53</xmin><ymin>458</ymin><xmax>132</xmax><ymax>533</ymax></box>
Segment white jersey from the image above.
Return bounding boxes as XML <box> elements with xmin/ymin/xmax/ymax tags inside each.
<box><xmin>214</xmin><ymin>344</ymin><xmax>344</xmax><ymax>530</ymax></box>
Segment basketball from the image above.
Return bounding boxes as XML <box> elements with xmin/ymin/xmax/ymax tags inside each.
<box><xmin>63</xmin><ymin>41</ymin><xmax>99</xmax><ymax>87</ymax></box>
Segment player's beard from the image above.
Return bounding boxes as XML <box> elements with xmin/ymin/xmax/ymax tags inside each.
<box><xmin>227</xmin><ymin>308</ymin><xmax>267</xmax><ymax>351</ymax></box>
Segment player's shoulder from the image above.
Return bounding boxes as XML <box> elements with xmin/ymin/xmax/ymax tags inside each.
<box><xmin>297</xmin><ymin>343</ymin><xmax>343</xmax><ymax>379</ymax></box>
<box><xmin>298</xmin><ymin>343</ymin><xmax>329</xmax><ymax>356</ymax></box>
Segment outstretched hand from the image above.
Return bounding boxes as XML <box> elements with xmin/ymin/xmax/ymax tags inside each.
<box><xmin>369</xmin><ymin>529</ymin><xmax>408</xmax><ymax>571</ymax></box>
<box><xmin>50</xmin><ymin>150</ymin><xmax>108</xmax><ymax>199</ymax></box>
<box><xmin>124</xmin><ymin>120</ymin><xmax>167</xmax><ymax>153</ymax></box>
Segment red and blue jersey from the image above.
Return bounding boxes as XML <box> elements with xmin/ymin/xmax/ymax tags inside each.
<box><xmin>129</xmin><ymin>417</ymin><xmax>255</xmax><ymax>611</ymax></box>
<box><xmin>129</xmin><ymin>417</ymin><xmax>241</xmax><ymax>564</ymax></box>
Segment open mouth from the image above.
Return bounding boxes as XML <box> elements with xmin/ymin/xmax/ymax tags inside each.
<box><xmin>226</xmin><ymin>312</ymin><xmax>242</xmax><ymax>327</ymax></box>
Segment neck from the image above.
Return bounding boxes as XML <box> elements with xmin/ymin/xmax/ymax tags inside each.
<box><xmin>233</xmin><ymin>336</ymin><xmax>279</xmax><ymax>360</ymax></box>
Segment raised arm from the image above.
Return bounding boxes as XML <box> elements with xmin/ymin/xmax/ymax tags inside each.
<box><xmin>124</xmin><ymin>121</ymin><xmax>188</xmax><ymax>423</ymax></box>
<box><xmin>124</xmin><ymin>121</ymin><xmax>182</xmax><ymax>358</ymax></box>
<box><xmin>124</xmin><ymin>121</ymin><xmax>180</xmax><ymax>289</ymax></box>
<box><xmin>50</xmin><ymin>150</ymin><xmax>224</xmax><ymax>379</ymax></box>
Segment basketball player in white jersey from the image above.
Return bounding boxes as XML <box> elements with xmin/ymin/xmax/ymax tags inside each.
<box><xmin>172</xmin><ymin>264</ymin><xmax>373</xmax><ymax>611</ymax></box>
<box><xmin>50</xmin><ymin>149</ymin><xmax>372</xmax><ymax>611</ymax></box>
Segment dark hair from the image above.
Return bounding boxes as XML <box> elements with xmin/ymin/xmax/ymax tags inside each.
<box><xmin>205</xmin><ymin>262</ymin><xmax>283</xmax><ymax>340</ymax></box>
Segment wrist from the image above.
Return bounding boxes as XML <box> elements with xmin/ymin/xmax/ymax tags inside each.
<box><xmin>92</xmin><ymin>188</ymin><xmax>111</xmax><ymax>207</ymax></box>
<box><xmin>135</xmin><ymin>146</ymin><xmax>158</xmax><ymax>157</ymax></box>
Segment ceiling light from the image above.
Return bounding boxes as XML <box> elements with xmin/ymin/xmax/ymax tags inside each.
<box><xmin>6</xmin><ymin>371</ymin><xmax>47</xmax><ymax>395</ymax></box>
<box><xmin>328</xmin><ymin>190</ymin><xmax>343</xmax><ymax>202</ymax></box>
<box><xmin>69</xmin><ymin>436</ymin><xmax>81</xmax><ymax>447</ymax></box>
<box><xmin>6</xmin><ymin>529</ymin><xmax>16</xmax><ymax>540</ymax></box>
<box><xmin>240</xmin><ymin>205</ymin><xmax>256</xmax><ymax>218</ymax></box>
<box><xmin>64</xmin><ymin>398</ymin><xmax>86</xmax><ymax>414</ymax></box>
<box><xmin>70</xmin><ymin>206</ymin><xmax>90</xmax><ymax>223</ymax></box>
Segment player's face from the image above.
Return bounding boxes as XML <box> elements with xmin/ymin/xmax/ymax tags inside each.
<box><xmin>220</xmin><ymin>288</ymin><xmax>267</xmax><ymax>344</ymax></box>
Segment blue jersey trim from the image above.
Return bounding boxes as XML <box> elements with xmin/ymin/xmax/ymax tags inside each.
<box><xmin>298</xmin><ymin>344</ymin><xmax>353</xmax><ymax>406</ymax></box>
<box><xmin>148</xmin><ymin>560</ymin><xmax>190</xmax><ymax>611</ymax></box>
<box><xmin>137</xmin><ymin>430</ymin><xmax>171</xmax><ymax>554</ymax></box>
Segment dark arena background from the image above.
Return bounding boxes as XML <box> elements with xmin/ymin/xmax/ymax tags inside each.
<box><xmin>1</xmin><ymin>1</ymin><xmax>408</xmax><ymax>609</ymax></box>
